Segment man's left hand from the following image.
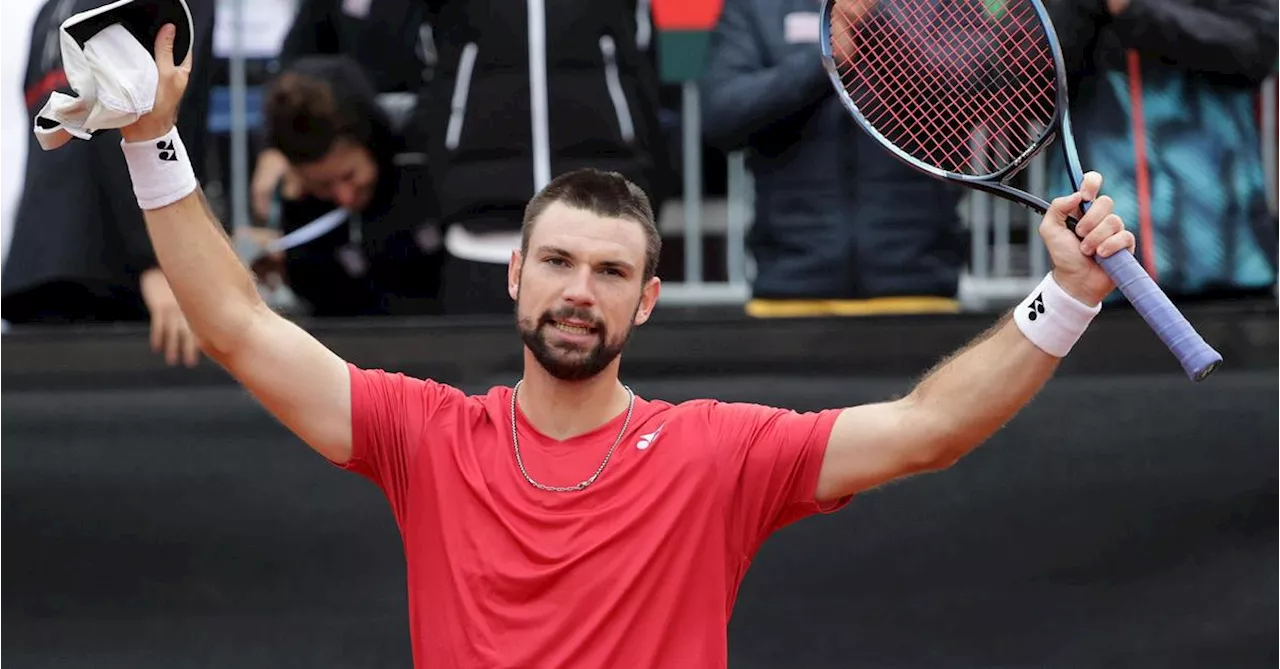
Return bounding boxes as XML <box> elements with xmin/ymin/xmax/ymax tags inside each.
<box><xmin>1038</xmin><ymin>171</ymin><xmax>1137</xmax><ymax>307</ymax></box>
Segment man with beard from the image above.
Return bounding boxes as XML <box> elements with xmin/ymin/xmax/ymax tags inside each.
<box><xmin>103</xmin><ymin>25</ymin><xmax>1136</xmax><ymax>669</ymax></box>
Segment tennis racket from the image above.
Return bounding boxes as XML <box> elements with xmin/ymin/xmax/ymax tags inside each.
<box><xmin>819</xmin><ymin>0</ymin><xmax>1223</xmax><ymax>383</ymax></box>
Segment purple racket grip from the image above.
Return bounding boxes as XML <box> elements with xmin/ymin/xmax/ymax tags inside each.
<box><xmin>1096</xmin><ymin>249</ymin><xmax>1222</xmax><ymax>382</ymax></box>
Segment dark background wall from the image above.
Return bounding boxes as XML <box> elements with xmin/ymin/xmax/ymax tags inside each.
<box><xmin>4</xmin><ymin>304</ymin><xmax>1277</xmax><ymax>668</ymax></box>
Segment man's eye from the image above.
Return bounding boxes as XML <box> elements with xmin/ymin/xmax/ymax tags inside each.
<box><xmin>545</xmin><ymin>257</ymin><xmax>568</xmax><ymax>267</ymax></box>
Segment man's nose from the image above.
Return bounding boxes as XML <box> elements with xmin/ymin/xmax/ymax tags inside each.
<box><xmin>561</xmin><ymin>267</ymin><xmax>596</xmax><ymax>305</ymax></box>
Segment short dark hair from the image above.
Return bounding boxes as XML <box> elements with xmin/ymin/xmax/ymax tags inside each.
<box><xmin>522</xmin><ymin>169</ymin><xmax>662</xmax><ymax>281</ymax></box>
<box><xmin>263</xmin><ymin>56</ymin><xmax>384</xmax><ymax>164</ymax></box>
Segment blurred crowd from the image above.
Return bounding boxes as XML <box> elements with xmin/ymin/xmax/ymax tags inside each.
<box><xmin>2</xmin><ymin>0</ymin><xmax>1276</xmax><ymax>363</ymax></box>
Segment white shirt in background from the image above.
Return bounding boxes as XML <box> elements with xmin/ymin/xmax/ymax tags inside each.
<box><xmin>1</xmin><ymin>0</ymin><xmax>47</xmax><ymax>269</ymax></box>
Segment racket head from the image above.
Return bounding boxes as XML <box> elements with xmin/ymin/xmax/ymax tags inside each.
<box><xmin>820</xmin><ymin>0</ymin><xmax>1073</xmax><ymax>197</ymax></box>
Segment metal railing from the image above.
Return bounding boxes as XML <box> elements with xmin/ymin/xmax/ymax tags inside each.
<box><xmin>656</xmin><ymin>82</ymin><xmax>1052</xmax><ymax>309</ymax></box>
<box><xmin>657</xmin><ymin>78</ymin><xmax>1279</xmax><ymax>310</ymax></box>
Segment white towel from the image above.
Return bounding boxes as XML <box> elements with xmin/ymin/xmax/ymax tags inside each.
<box><xmin>32</xmin><ymin>0</ymin><xmax>193</xmax><ymax>151</ymax></box>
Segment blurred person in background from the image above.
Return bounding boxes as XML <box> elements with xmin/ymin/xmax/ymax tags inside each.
<box><xmin>1047</xmin><ymin>0</ymin><xmax>1278</xmax><ymax>300</ymax></box>
<box><xmin>255</xmin><ymin>54</ymin><xmax>444</xmax><ymax>317</ymax></box>
<box><xmin>249</xmin><ymin>0</ymin><xmax>434</xmax><ymax>226</ymax></box>
<box><xmin>416</xmin><ymin>0</ymin><xmax>667</xmax><ymax>315</ymax></box>
<box><xmin>1</xmin><ymin>0</ymin><xmax>215</xmax><ymax>366</ymax></box>
<box><xmin>700</xmin><ymin>0</ymin><xmax>967</xmax><ymax>318</ymax></box>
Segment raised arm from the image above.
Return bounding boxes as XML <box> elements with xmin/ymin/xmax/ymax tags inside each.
<box><xmin>119</xmin><ymin>25</ymin><xmax>354</xmax><ymax>464</ymax></box>
<box><xmin>698</xmin><ymin>0</ymin><xmax>834</xmax><ymax>151</ymax></box>
<box><xmin>815</xmin><ymin>173</ymin><xmax>1135</xmax><ymax>501</ymax></box>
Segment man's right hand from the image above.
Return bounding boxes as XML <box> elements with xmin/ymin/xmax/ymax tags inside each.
<box><xmin>120</xmin><ymin>24</ymin><xmax>191</xmax><ymax>143</ymax></box>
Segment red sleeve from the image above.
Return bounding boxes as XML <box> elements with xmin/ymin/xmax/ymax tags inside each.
<box><xmin>710</xmin><ymin>402</ymin><xmax>851</xmax><ymax>557</ymax></box>
<box><xmin>340</xmin><ymin>363</ymin><xmax>461</xmax><ymax>521</ymax></box>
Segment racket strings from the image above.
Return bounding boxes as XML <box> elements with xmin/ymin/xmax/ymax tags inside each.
<box><xmin>829</xmin><ymin>0</ymin><xmax>1057</xmax><ymax>176</ymax></box>
<box><xmin>839</xmin><ymin>1</ymin><xmax>1048</xmax><ymax>169</ymax></box>
<box><xmin>834</xmin><ymin>0</ymin><xmax>1048</xmax><ymax>166</ymax></box>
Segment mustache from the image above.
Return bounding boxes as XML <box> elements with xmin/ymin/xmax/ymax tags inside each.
<box><xmin>540</xmin><ymin>306</ymin><xmax>603</xmax><ymax>329</ymax></box>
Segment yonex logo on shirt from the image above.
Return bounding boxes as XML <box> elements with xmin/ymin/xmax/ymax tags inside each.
<box><xmin>636</xmin><ymin>424</ymin><xmax>664</xmax><ymax>450</ymax></box>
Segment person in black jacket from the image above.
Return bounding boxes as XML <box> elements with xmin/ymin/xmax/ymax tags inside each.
<box><xmin>700</xmin><ymin>0</ymin><xmax>968</xmax><ymax>317</ymax></box>
<box><xmin>279</xmin><ymin>0</ymin><xmax>430</xmax><ymax>96</ymax></box>
<box><xmin>257</xmin><ymin>55</ymin><xmax>444</xmax><ymax>317</ymax></box>
<box><xmin>1045</xmin><ymin>0</ymin><xmax>1278</xmax><ymax>300</ymax></box>
<box><xmin>415</xmin><ymin>0</ymin><xmax>667</xmax><ymax>315</ymax></box>
<box><xmin>1</xmin><ymin>0</ymin><xmax>216</xmax><ymax>367</ymax></box>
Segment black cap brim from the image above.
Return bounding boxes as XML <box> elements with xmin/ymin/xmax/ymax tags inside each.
<box><xmin>63</xmin><ymin>0</ymin><xmax>193</xmax><ymax>66</ymax></box>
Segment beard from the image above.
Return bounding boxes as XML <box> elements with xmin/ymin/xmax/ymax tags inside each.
<box><xmin>516</xmin><ymin>300</ymin><xmax>638</xmax><ymax>382</ymax></box>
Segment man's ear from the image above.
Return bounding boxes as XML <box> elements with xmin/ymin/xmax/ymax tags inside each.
<box><xmin>508</xmin><ymin>249</ymin><xmax>522</xmax><ymax>301</ymax></box>
<box><xmin>633</xmin><ymin>276</ymin><xmax>661</xmax><ymax>326</ymax></box>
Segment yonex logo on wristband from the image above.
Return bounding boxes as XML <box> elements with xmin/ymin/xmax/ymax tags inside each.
<box><xmin>1027</xmin><ymin>293</ymin><xmax>1045</xmax><ymax>321</ymax></box>
<box><xmin>123</xmin><ymin>128</ymin><xmax>197</xmax><ymax>209</ymax></box>
<box><xmin>1014</xmin><ymin>273</ymin><xmax>1100</xmax><ymax>358</ymax></box>
<box><xmin>156</xmin><ymin>140</ymin><xmax>178</xmax><ymax>162</ymax></box>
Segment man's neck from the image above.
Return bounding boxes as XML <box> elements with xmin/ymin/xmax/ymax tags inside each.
<box><xmin>516</xmin><ymin>354</ymin><xmax>631</xmax><ymax>441</ymax></box>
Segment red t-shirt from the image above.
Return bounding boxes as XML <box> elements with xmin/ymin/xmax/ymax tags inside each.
<box><xmin>342</xmin><ymin>364</ymin><xmax>850</xmax><ymax>668</ymax></box>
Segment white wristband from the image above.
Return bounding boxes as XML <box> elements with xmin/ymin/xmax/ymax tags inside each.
<box><xmin>1013</xmin><ymin>272</ymin><xmax>1101</xmax><ymax>358</ymax></box>
<box><xmin>121</xmin><ymin>127</ymin><xmax>198</xmax><ymax>210</ymax></box>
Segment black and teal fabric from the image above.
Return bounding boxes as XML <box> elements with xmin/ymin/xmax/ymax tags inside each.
<box><xmin>1047</xmin><ymin>0</ymin><xmax>1278</xmax><ymax>299</ymax></box>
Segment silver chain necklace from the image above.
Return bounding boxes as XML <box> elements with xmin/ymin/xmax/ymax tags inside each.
<box><xmin>509</xmin><ymin>379</ymin><xmax>636</xmax><ymax>493</ymax></box>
